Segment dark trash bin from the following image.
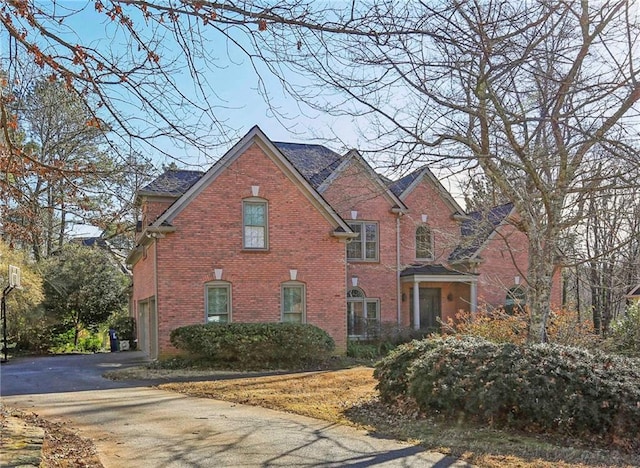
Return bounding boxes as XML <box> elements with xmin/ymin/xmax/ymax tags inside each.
<box><xmin>108</xmin><ymin>328</ymin><xmax>119</xmax><ymax>352</ymax></box>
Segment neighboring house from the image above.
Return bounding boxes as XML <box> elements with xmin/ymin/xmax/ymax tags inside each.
<box><xmin>127</xmin><ymin>126</ymin><xmax>562</xmax><ymax>359</ymax></box>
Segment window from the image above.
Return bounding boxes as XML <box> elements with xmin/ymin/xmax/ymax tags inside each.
<box><xmin>505</xmin><ymin>286</ymin><xmax>526</xmax><ymax>315</ymax></box>
<box><xmin>347</xmin><ymin>221</ymin><xmax>378</xmax><ymax>261</ymax></box>
<box><xmin>243</xmin><ymin>199</ymin><xmax>268</xmax><ymax>249</ymax></box>
<box><xmin>282</xmin><ymin>282</ymin><xmax>306</xmax><ymax>323</ymax></box>
<box><xmin>347</xmin><ymin>287</ymin><xmax>380</xmax><ymax>339</ymax></box>
<box><xmin>416</xmin><ymin>225</ymin><xmax>433</xmax><ymax>260</ymax></box>
<box><xmin>206</xmin><ymin>282</ymin><xmax>231</xmax><ymax>323</ymax></box>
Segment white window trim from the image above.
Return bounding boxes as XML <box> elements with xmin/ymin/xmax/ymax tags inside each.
<box><xmin>415</xmin><ymin>224</ymin><xmax>434</xmax><ymax>261</ymax></box>
<box><xmin>205</xmin><ymin>281</ymin><xmax>232</xmax><ymax>323</ymax></box>
<box><xmin>242</xmin><ymin>197</ymin><xmax>269</xmax><ymax>251</ymax></box>
<box><xmin>347</xmin><ymin>221</ymin><xmax>379</xmax><ymax>262</ymax></box>
<box><xmin>281</xmin><ymin>281</ymin><xmax>306</xmax><ymax>323</ymax></box>
<box><xmin>347</xmin><ymin>288</ymin><xmax>380</xmax><ymax>339</ymax></box>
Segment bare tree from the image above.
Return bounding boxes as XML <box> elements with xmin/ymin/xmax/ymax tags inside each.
<box><xmin>3</xmin><ymin>1</ymin><xmax>640</xmax><ymax>342</ymax></box>
<box><xmin>252</xmin><ymin>0</ymin><xmax>640</xmax><ymax>342</ymax></box>
<box><xmin>1</xmin><ymin>1</ymin><xmax>369</xmax><ymax>162</ymax></box>
<box><xmin>584</xmin><ymin>174</ymin><xmax>640</xmax><ymax>333</ymax></box>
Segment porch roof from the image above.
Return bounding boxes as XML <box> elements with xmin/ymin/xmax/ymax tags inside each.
<box><xmin>400</xmin><ymin>264</ymin><xmax>477</xmax><ymax>283</ymax></box>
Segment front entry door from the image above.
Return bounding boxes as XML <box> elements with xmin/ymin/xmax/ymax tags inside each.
<box><xmin>411</xmin><ymin>288</ymin><xmax>441</xmax><ymax>331</ymax></box>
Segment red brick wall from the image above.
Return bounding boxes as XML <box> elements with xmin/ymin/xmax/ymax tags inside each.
<box><xmin>130</xmin><ymin>242</ymin><xmax>157</xmax><ymax>353</ymax></box>
<box><xmin>476</xmin><ymin>222</ymin><xmax>563</xmax><ymax>310</ymax></box>
<box><xmin>153</xmin><ymin>143</ymin><xmax>347</xmax><ymax>355</ymax></box>
<box><xmin>396</xmin><ymin>177</ymin><xmax>464</xmax><ymax>328</ymax></box>
<box><xmin>321</xmin><ymin>160</ymin><xmax>400</xmax><ymax>325</ymax></box>
<box><xmin>142</xmin><ymin>198</ymin><xmax>173</xmax><ymax>228</ymax></box>
<box><xmin>476</xmin><ymin>223</ymin><xmax>529</xmax><ymax>307</ymax></box>
<box><xmin>399</xmin><ymin>178</ymin><xmax>461</xmax><ymax>267</ymax></box>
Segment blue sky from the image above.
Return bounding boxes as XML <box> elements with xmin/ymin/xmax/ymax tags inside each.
<box><xmin>40</xmin><ymin>2</ymin><xmax>366</xmax><ymax>169</ymax></box>
<box><xmin>3</xmin><ymin>2</ymin><xmax>465</xmax><ymax>236</ymax></box>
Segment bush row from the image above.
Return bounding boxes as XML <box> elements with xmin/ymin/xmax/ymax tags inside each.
<box><xmin>170</xmin><ymin>322</ymin><xmax>335</xmax><ymax>369</ymax></box>
<box><xmin>375</xmin><ymin>336</ymin><xmax>640</xmax><ymax>447</ymax></box>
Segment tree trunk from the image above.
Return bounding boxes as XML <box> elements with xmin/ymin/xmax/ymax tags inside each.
<box><xmin>73</xmin><ymin>311</ymin><xmax>81</xmax><ymax>349</ymax></box>
<box><xmin>527</xmin><ymin>234</ymin><xmax>556</xmax><ymax>343</ymax></box>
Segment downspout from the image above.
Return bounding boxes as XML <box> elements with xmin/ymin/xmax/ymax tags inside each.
<box><xmin>396</xmin><ymin>214</ymin><xmax>402</xmax><ymax>325</ymax></box>
<box><xmin>153</xmin><ymin>237</ymin><xmax>159</xmax><ymax>359</ymax></box>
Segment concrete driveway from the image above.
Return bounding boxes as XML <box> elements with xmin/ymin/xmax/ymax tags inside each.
<box><xmin>1</xmin><ymin>353</ymin><xmax>470</xmax><ymax>467</ymax></box>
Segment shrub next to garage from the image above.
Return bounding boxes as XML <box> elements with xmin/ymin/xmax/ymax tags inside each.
<box><xmin>170</xmin><ymin>322</ymin><xmax>335</xmax><ymax>369</ymax></box>
<box><xmin>375</xmin><ymin>336</ymin><xmax>640</xmax><ymax>447</ymax></box>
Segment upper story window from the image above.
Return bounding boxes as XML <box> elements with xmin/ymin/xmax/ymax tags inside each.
<box><xmin>206</xmin><ymin>281</ymin><xmax>231</xmax><ymax>323</ymax></box>
<box><xmin>416</xmin><ymin>225</ymin><xmax>433</xmax><ymax>260</ymax></box>
<box><xmin>282</xmin><ymin>282</ymin><xmax>306</xmax><ymax>323</ymax></box>
<box><xmin>243</xmin><ymin>199</ymin><xmax>268</xmax><ymax>250</ymax></box>
<box><xmin>347</xmin><ymin>221</ymin><xmax>378</xmax><ymax>261</ymax></box>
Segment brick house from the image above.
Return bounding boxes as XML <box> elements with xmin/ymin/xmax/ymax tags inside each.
<box><xmin>127</xmin><ymin>126</ymin><xmax>561</xmax><ymax>358</ymax></box>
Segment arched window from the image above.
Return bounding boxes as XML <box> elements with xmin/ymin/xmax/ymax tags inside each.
<box><xmin>347</xmin><ymin>287</ymin><xmax>379</xmax><ymax>339</ymax></box>
<box><xmin>505</xmin><ymin>286</ymin><xmax>526</xmax><ymax>315</ymax></box>
<box><xmin>416</xmin><ymin>225</ymin><xmax>433</xmax><ymax>260</ymax></box>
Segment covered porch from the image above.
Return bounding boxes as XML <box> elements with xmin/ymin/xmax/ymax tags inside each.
<box><xmin>400</xmin><ymin>265</ymin><xmax>478</xmax><ymax>331</ymax></box>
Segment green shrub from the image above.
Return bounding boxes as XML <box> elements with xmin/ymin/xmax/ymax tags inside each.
<box><xmin>347</xmin><ymin>342</ymin><xmax>379</xmax><ymax>359</ymax></box>
<box><xmin>606</xmin><ymin>302</ymin><xmax>640</xmax><ymax>357</ymax></box>
<box><xmin>374</xmin><ymin>338</ymin><xmax>442</xmax><ymax>403</ymax></box>
<box><xmin>170</xmin><ymin>322</ymin><xmax>335</xmax><ymax>369</ymax></box>
<box><xmin>108</xmin><ymin>313</ymin><xmax>137</xmax><ymax>349</ymax></box>
<box><xmin>375</xmin><ymin>336</ymin><xmax>640</xmax><ymax>448</ymax></box>
<box><xmin>49</xmin><ymin>328</ymin><xmax>104</xmax><ymax>353</ymax></box>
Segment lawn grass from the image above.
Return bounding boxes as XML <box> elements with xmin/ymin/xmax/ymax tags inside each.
<box><xmin>157</xmin><ymin>367</ymin><xmax>640</xmax><ymax>468</ymax></box>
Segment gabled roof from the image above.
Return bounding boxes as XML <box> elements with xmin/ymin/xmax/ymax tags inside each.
<box><xmin>138</xmin><ymin>170</ymin><xmax>204</xmax><ymax>197</ymax></box>
<box><xmin>316</xmin><ymin>149</ymin><xmax>408</xmax><ymax>211</ymax></box>
<box><xmin>273</xmin><ymin>142</ymin><xmax>344</xmax><ymax>189</ymax></box>
<box><xmin>389</xmin><ymin>166</ymin><xmax>464</xmax><ymax>214</ymax></box>
<box><xmin>150</xmin><ymin>126</ymin><xmax>354</xmax><ymax>235</ymax></box>
<box><xmin>448</xmin><ymin>202</ymin><xmax>515</xmax><ymax>262</ymax></box>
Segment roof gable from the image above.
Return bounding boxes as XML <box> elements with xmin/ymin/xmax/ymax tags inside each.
<box><xmin>317</xmin><ymin>149</ymin><xmax>408</xmax><ymax>211</ymax></box>
<box><xmin>151</xmin><ymin>126</ymin><xmax>353</xmax><ymax>234</ymax></box>
<box><xmin>389</xmin><ymin>167</ymin><xmax>464</xmax><ymax>214</ymax></box>
<box><xmin>449</xmin><ymin>202</ymin><xmax>515</xmax><ymax>262</ymax></box>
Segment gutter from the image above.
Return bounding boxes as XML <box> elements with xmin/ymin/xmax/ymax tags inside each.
<box><xmin>126</xmin><ymin>225</ymin><xmax>177</xmax><ymax>266</ymax></box>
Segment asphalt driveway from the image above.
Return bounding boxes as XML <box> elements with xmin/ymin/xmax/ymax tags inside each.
<box><xmin>1</xmin><ymin>353</ymin><xmax>471</xmax><ymax>467</ymax></box>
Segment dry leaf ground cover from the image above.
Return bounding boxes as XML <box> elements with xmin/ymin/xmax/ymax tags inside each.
<box><xmin>1</xmin><ymin>406</ymin><xmax>102</xmax><ymax>468</ymax></box>
<box><xmin>157</xmin><ymin>367</ymin><xmax>640</xmax><ymax>468</ymax></box>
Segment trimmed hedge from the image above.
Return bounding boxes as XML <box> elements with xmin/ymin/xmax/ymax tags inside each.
<box><xmin>375</xmin><ymin>336</ymin><xmax>640</xmax><ymax>446</ymax></box>
<box><xmin>170</xmin><ymin>322</ymin><xmax>335</xmax><ymax>369</ymax></box>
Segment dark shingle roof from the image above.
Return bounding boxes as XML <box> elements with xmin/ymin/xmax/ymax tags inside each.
<box><xmin>449</xmin><ymin>202</ymin><xmax>514</xmax><ymax>262</ymax></box>
<box><xmin>627</xmin><ymin>284</ymin><xmax>640</xmax><ymax>297</ymax></box>
<box><xmin>139</xmin><ymin>170</ymin><xmax>204</xmax><ymax>196</ymax></box>
<box><xmin>274</xmin><ymin>142</ymin><xmax>344</xmax><ymax>188</ymax></box>
<box><xmin>78</xmin><ymin>237</ymin><xmax>108</xmax><ymax>248</ymax></box>
<box><xmin>388</xmin><ymin>168</ymin><xmax>423</xmax><ymax>197</ymax></box>
<box><xmin>400</xmin><ymin>264</ymin><xmax>470</xmax><ymax>277</ymax></box>
<box><xmin>139</xmin><ymin>142</ymin><xmax>344</xmax><ymax>200</ymax></box>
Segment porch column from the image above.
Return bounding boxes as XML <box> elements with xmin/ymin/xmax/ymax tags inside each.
<box><xmin>413</xmin><ymin>281</ymin><xmax>420</xmax><ymax>330</ymax></box>
<box><xmin>470</xmin><ymin>281</ymin><xmax>478</xmax><ymax>315</ymax></box>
